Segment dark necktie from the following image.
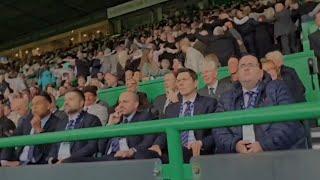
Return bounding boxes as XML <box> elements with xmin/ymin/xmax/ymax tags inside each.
<box><xmin>245</xmin><ymin>91</ymin><xmax>257</xmax><ymax>109</ymax></box>
<box><xmin>66</xmin><ymin>119</ymin><xmax>75</xmax><ymax>130</ymax></box>
<box><xmin>181</xmin><ymin>101</ymin><xmax>192</xmax><ymax>146</ymax></box>
<box><xmin>209</xmin><ymin>88</ymin><xmax>215</xmax><ymax>96</ymax></box>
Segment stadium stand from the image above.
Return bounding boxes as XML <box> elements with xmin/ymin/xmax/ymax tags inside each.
<box><xmin>0</xmin><ymin>0</ymin><xmax>320</xmax><ymax>179</ymax></box>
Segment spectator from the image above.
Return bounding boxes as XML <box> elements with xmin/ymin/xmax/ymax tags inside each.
<box><xmin>83</xmin><ymin>86</ymin><xmax>108</xmax><ymax>125</ymax></box>
<box><xmin>265</xmin><ymin>51</ymin><xmax>306</xmax><ymax>102</ymax></box>
<box><xmin>308</xmin><ymin>11</ymin><xmax>320</xmax><ymax>59</ymax></box>
<box><xmin>199</xmin><ymin>54</ymin><xmax>232</xmax><ymax>100</ymax></box>
<box><xmin>142</xmin><ymin>68</ymin><xmax>217</xmax><ymax>163</ymax></box>
<box><xmin>125</xmin><ymin>78</ymin><xmax>150</xmax><ymax>110</ymax></box>
<box><xmin>234</xmin><ymin>10</ymin><xmax>258</xmax><ymax>55</ymax></box>
<box><xmin>152</xmin><ymin>72</ymin><xmax>179</xmax><ymax>119</ymax></box>
<box><xmin>172</xmin><ymin>57</ymin><xmax>185</xmax><ymax>76</ymax></box>
<box><xmin>274</xmin><ymin>3</ymin><xmax>297</xmax><ymax>54</ymax></box>
<box><xmin>104</xmin><ymin>73</ymin><xmax>120</xmax><ymax>88</ymax></box>
<box><xmin>1</xmin><ymin>93</ymin><xmax>60</xmax><ymax>166</ymax></box>
<box><xmin>254</xmin><ymin>15</ymin><xmax>275</xmax><ymax>59</ymax></box>
<box><xmin>0</xmin><ymin>103</ymin><xmax>15</xmax><ymax>138</ymax></box>
<box><xmin>219</xmin><ymin>57</ymin><xmax>239</xmax><ymax>91</ymax></box>
<box><xmin>0</xmin><ymin>74</ymin><xmax>9</xmax><ymax>95</ymax></box>
<box><xmin>213</xmin><ymin>55</ymin><xmax>306</xmax><ymax>154</ymax></box>
<box><xmin>262</xmin><ymin>59</ymin><xmax>281</xmax><ymax>80</ymax></box>
<box><xmin>180</xmin><ymin>39</ymin><xmax>205</xmax><ymax>73</ymax></box>
<box><xmin>48</xmin><ymin>89</ymin><xmax>101</xmax><ymax>164</ymax></box>
<box><xmin>224</xmin><ymin>21</ymin><xmax>247</xmax><ymax>53</ymax></box>
<box><xmin>38</xmin><ymin>68</ymin><xmax>56</xmax><ymax>91</ymax></box>
<box><xmin>77</xmin><ymin>75</ymin><xmax>87</xmax><ymax>91</ymax></box>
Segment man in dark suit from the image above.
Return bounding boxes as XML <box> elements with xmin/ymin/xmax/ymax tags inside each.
<box><xmin>47</xmin><ymin>89</ymin><xmax>101</xmax><ymax>164</ymax></box>
<box><xmin>138</xmin><ymin>68</ymin><xmax>217</xmax><ymax>163</ymax></box>
<box><xmin>152</xmin><ymin>72</ymin><xmax>179</xmax><ymax>119</ymax></box>
<box><xmin>96</xmin><ymin>91</ymin><xmax>155</xmax><ymax>161</ymax></box>
<box><xmin>199</xmin><ymin>54</ymin><xmax>234</xmax><ymax>101</ymax></box>
<box><xmin>309</xmin><ymin>11</ymin><xmax>320</xmax><ymax>59</ymax></box>
<box><xmin>1</xmin><ymin>93</ymin><xmax>60</xmax><ymax>167</ymax></box>
<box><xmin>213</xmin><ymin>55</ymin><xmax>306</xmax><ymax>154</ymax></box>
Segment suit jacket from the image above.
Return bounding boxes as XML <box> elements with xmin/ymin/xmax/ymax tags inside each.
<box><xmin>280</xmin><ymin>65</ymin><xmax>306</xmax><ymax>102</ymax></box>
<box><xmin>198</xmin><ymin>80</ymin><xmax>233</xmax><ymax>101</ymax></box>
<box><xmin>309</xmin><ymin>29</ymin><xmax>320</xmax><ymax>58</ymax></box>
<box><xmin>153</xmin><ymin>94</ymin><xmax>218</xmax><ymax>152</ymax></box>
<box><xmin>1</xmin><ymin>113</ymin><xmax>59</xmax><ymax>164</ymax></box>
<box><xmin>48</xmin><ymin>111</ymin><xmax>101</xmax><ymax>161</ymax></box>
<box><xmin>151</xmin><ymin>94</ymin><xmax>167</xmax><ymax>119</ymax></box>
<box><xmin>99</xmin><ymin>111</ymin><xmax>155</xmax><ymax>155</ymax></box>
<box><xmin>213</xmin><ymin>75</ymin><xmax>306</xmax><ymax>153</ymax></box>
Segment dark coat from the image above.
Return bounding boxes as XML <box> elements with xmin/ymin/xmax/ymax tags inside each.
<box><xmin>99</xmin><ymin>111</ymin><xmax>155</xmax><ymax>155</ymax></box>
<box><xmin>309</xmin><ymin>29</ymin><xmax>320</xmax><ymax>58</ymax></box>
<box><xmin>153</xmin><ymin>94</ymin><xmax>218</xmax><ymax>152</ymax></box>
<box><xmin>1</xmin><ymin>113</ymin><xmax>59</xmax><ymax>164</ymax></box>
<box><xmin>213</xmin><ymin>76</ymin><xmax>306</xmax><ymax>153</ymax></box>
<box><xmin>255</xmin><ymin>22</ymin><xmax>275</xmax><ymax>59</ymax></box>
<box><xmin>47</xmin><ymin>111</ymin><xmax>101</xmax><ymax>161</ymax></box>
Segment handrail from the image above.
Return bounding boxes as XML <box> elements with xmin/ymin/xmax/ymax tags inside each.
<box><xmin>1</xmin><ymin>102</ymin><xmax>320</xmax><ymax>180</ymax></box>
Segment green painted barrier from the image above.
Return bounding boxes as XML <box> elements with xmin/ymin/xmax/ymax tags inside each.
<box><xmin>1</xmin><ymin>102</ymin><xmax>320</xmax><ymax>180</ymax></box>
<box><xmin>56</xmin><ymin>51</ymin><xmax>318</xmax><ymax>108</ymax></box>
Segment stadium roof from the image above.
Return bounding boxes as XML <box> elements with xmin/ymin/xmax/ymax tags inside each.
<box><xmin>0</xmin><ymin>0</ymin><xmax>131</xmax><ymax>51</ymax></box>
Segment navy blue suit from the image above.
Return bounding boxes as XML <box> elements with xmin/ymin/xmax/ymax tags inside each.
<box><xmin>213</xmin><ymin>76</ymin><xmax>306</xmax><ymax>153</ymax></box>
<box><xmin>48</xmin><ymin>111</ymin><xmax>101</xmax><ymax>162</ymax></box>
<box><xmin>1</xmin><ymin>113</ymin><xmax>59</xmax><ymax>164</ymax></box>
<box><xmin>98</xmin><ymin>110</ymin><xmax>155</xmax><ymax>161</ymax></box>
<box><xmin>136</xmin><ymin>94</ymin><xmax>217</xmax><ymax>163</ymax></box>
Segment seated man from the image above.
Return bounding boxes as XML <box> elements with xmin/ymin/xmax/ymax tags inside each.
<box><xmin>152</xmin><ymin>72</ymin><xmax>179</xmax><ymax>119</ymax></box>
<box><xmin>47</xmin><ymin>89</ymin><xmax>101</xmax><ymax>164</ymax></box>
<box><xmin>98</xmin><ymin>91</ymin><xmax>155</xmax><ymax>161</ymax></box>
<box><xmin>137</xmin><ymin>68</ymin><xmax>217</xmax><ymax>163</ymax></box>
<box><xmin>126</xmin><ymin>78</ymin><xmax>150</xmax><ymax>111</ymax></box>
<box><xmin>1</xmin><ymin>93</ymin><xmax>60</xmax><ymax>167</ymax></box>
<box><xmin>265</xmin><ymin>51</ymin><xmax>306</xmax><ymax>102</ymax></box>
<box><xmin>199</xmin><ymin>54</ymin><xmax>233</xmax><ymax>100</ymax></box>
<box><xmin>83</xmin><ymin>86</ymin><xmax>108</xmax><ymax>125</ymax></box>
<box><xmin>213</xmin><ymin>55</ymin><xmax>306</xmax><ymax>154</ymax></box>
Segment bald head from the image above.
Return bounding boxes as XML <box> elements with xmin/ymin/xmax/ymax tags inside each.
<box><xmin>117</xmin><ymin>91</ymin><xmax>139</xmax><ymax>116</ymax></box>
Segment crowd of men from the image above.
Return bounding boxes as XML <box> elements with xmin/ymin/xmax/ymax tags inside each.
<box><xmin>0</xmin><ymin>0</ymin><xmax>319</xmax><ymax>166</ymax></box>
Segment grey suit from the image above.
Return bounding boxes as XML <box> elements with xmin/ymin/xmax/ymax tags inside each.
<box><xmin>198</xmin><ymin>79</ymin><xmax>234</xmax><ymax>100</ymax></box>
<box><xmin>309</xmin><ymin>29</ymin><xmax>320</xmax><ymax>58</ymax></box>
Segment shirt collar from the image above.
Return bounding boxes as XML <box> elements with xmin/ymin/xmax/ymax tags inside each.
<box><xmin>68</xmin><ymin>111</ymin><xmax>81</xmax><ymax>121</ymax></box>
<box><xmin>40</xmin><ymin>113</ymin><xmax>51</xmax><ymax>128</ymax></box>
<box><xmin>242</xmin><ymin>86</ymin><xmax>259</xmax><ymax>95</ymax></box>
<box><xmin>207</xmin><ymin>80</ymin><xmax>218</xmax><ymax>90</ymax></box>
<box><xmin>182</xmin><ymin>93</ymin><xmax>197</xmax><ymax>104</ymax></box>
<box><xmin>123</xmin><ymin>112</ymin><xmax>136</xmax><ymax>123</ymax></box>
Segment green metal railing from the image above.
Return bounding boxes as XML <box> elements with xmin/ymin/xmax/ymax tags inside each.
<box><xmin>0</xmin><ymin>102</ymin><xmax>320</xmax><ymax>180</ymax></box>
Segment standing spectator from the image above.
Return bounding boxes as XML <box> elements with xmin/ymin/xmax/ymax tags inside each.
<box><xmin>254</xmin><ymin>15</ymin><xmax>275</xmax><ymax>59</ymax></box>
<box><xmin>309</xmin><ymin>11</ymin><xmax>320</xmax><ymax>59</ymax></box>
<box><xmin>180</xmin><ymin>39</ymin><xmax>205</xmax><ymax>73</ymax></box>
<box><xmin>274</xmin><ymin>3</ymin><xmax>297</xmax><ymax>54</ymax></box>
<box><xmin>234</xmin><ymin>10</ymin><xmax>258</xmax><ymax>55</ymax></box>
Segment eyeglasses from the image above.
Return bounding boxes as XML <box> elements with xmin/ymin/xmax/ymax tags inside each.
<box><xmin>239</xmin><ymin>63</ymin><xmax>260</xmax><ymax>69</ymax></box>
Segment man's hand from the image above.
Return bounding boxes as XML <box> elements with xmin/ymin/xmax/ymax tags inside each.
<box><xmin>188</xmin><ymin>140</ymin><xmax>203</xmax><ymax>157</ymax></box>
<box><xmin>247</xmin><ymin>142</ymin><xmax>263</xmax><ymax>153</ymax></box>
<box><xmin>31</xmin><ymin>115</ymin><xmax>44</xmax><ymax>133</ymax></box>
<box><xmin>114</xmin><ymin>149</ymin><xmax>135</xmax><ymax>158</ymax></box>
<box><xmin>236</xmin><ymin>140</ymin><xmax>251</xmax><ymax>154</ymax></box>
<box><xmin>107</xmin><ymin>110</ymin><xmax>122</xmax><ymax>125</ymax></box>
<box><xmin>148</xmin><ymin>145</ymin><xmax>162</xmax><ymax>156</ymax></box>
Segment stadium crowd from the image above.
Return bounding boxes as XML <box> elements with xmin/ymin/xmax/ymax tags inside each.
<box><xmin>0</xmin><ymin>0</ymin><xmax>319</xmax><ymax>166</ymax></box>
